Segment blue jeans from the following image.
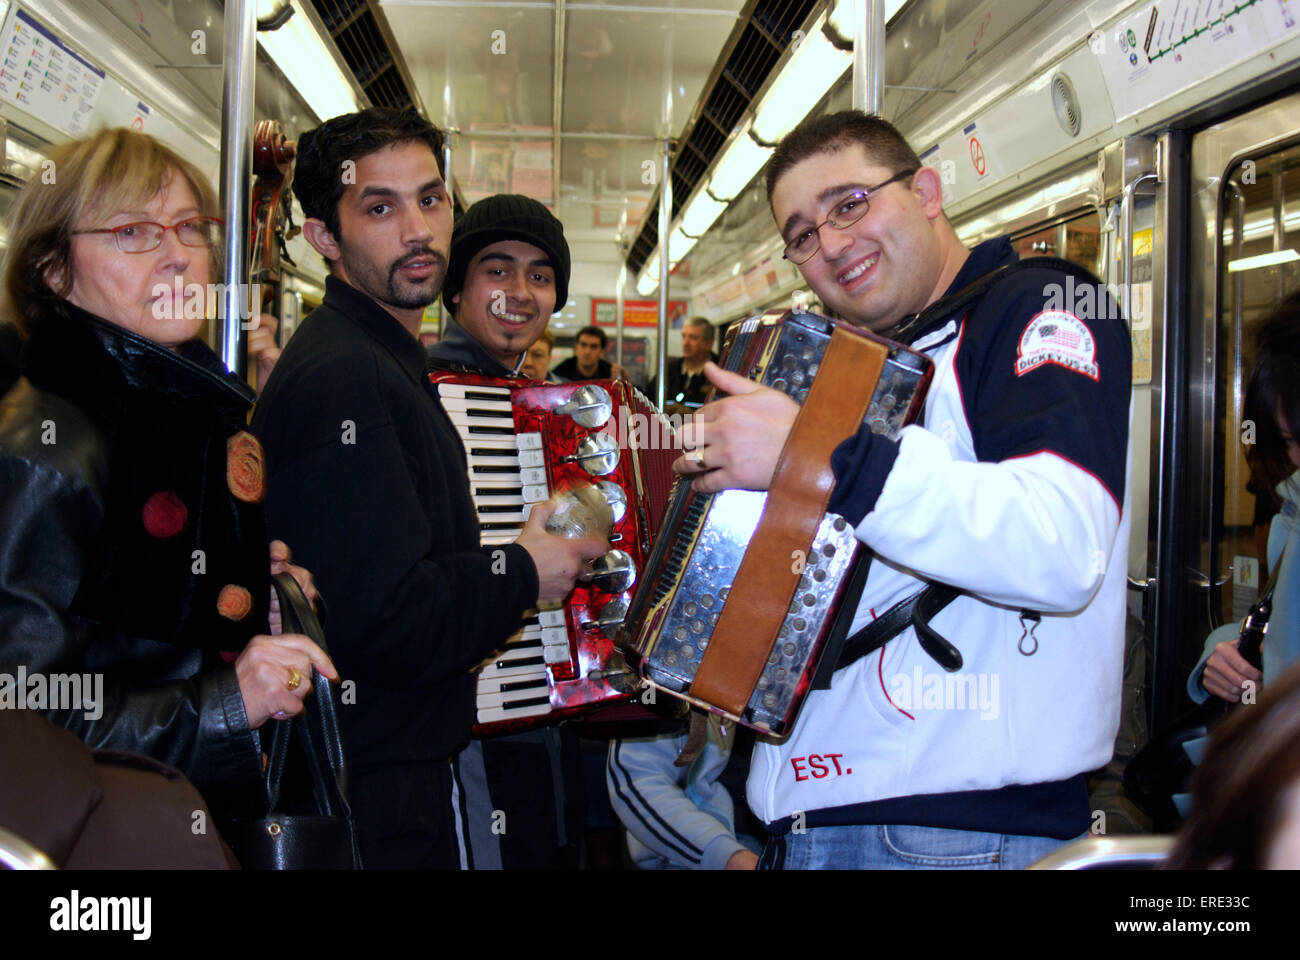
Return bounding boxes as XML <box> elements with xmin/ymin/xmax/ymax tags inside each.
<box><xmin>761</xmin><ymin>824</ymin><xmax>1082</xmax><ymax>870</ymax></box>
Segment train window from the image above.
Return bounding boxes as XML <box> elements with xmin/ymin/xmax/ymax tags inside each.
<box><xmin>1216</xmin><ymin>145</ymin><xmax>1300</xmax><ymax>620</ymax></box>
<box><xmin>1012</xmin><ymin>211</ymin><xmax>1102</xmax><ymax>278</ymax></box>
<box><xmin>0</xmin><ymin>184</ymin><xmax>15</xmax><ymax>251</ymax></box>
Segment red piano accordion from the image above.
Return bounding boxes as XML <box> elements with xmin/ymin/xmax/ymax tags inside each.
<box><xmin>428</xmin><ymin>371</ymin><xmax>678</xmax><ymax>736</ymax></box>
<box><xmin>617</xmin><ymin>310</ymin><xmax>934</xmax><ymax>737</ymax></box>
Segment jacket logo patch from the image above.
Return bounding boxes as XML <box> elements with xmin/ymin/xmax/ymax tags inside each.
<box><xmin>1015</xmin><ymin>310</ymin><xmax>1099</xmax><ymax>381</ymax></box>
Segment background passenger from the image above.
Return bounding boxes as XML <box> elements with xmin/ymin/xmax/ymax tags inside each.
<box><xmin>1190</xmin><ymin>291</ymin><xmax>1300</xmax><ymax>704</ymax></box>
<box><xmin>607</xmin><ymin>719</ymin><xmax>764</xmax><ymax>870</ymax></box>
<box><xmin>1167</xmin><ymin>657</ymin><xmax>1300</xmax><ymax>869</ymax></box>
<box><xmin>521</xmin><ymin>327</ymin><xmax>555</xmax><ymax>381</ymax></box>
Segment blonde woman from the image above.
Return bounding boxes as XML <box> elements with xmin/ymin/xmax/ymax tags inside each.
<box><xmin>0</xmin><ymin>128</ymin><xmax>333</xmax><ymax>814</ymax></box>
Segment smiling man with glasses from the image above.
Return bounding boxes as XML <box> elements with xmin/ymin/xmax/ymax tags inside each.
<box><xmin>673</xmin><ymin>110</ymin><xmax>1133</xmax><ymax>871</ymax></box>
<box><xmin>780</xmin><ymin>167</ymin><xmax>917</xmax><ymax>266</ymax></box>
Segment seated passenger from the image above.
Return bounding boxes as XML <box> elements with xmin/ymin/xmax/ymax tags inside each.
<box><xmin>607</xmin><ymin>718</ymin><xmax>765</xmax><ymax>870</ymax></box>
<box><xmin>1167</xmin><ymin>657</ymin><xmax>1300</xmax><ymax>868</ymax></box>
<box><xmin>0</xmin><ymin>709</ymin><xmax>238</xmax><ymax>869</ymax></box>
<box><xmin>0</xmin><ymin>127</ymin><xmax>334</xmax><ymax>821</ymax></box>
<box><xmin>1190</xmin><ymin>291</ymin><xmax>1300</xmax><ymax>704</ymax></box>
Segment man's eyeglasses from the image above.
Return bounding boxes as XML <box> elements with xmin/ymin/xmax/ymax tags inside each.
<box><xmin>782</xmin><ymin>169</ymin><xmax>918</xmax><ymax>265</ymax></box>
<box><xmin>72</xmin><ymin>217</ymin><xmax>225</xmax><ymax>254</ymax></box>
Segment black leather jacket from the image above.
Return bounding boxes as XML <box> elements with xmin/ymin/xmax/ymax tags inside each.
<box><xmin>0</xmin><ymin>303</ymin><xmax>267</xmax><ymax>797</ymax></box>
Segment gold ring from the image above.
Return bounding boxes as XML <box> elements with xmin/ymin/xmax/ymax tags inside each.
<box><xmin>688</xmin><ymin>448</ymin><xmax>707</xmax><ymax>470</ymax></box>
<box><xmin>286</xmin><ymin>667</ymin><xmax>302</xmax><ymax>691</ymax></box>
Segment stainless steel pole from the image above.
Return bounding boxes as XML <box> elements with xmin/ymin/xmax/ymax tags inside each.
<box><xmin>443</xmin><ymin>139</ymin><xmax>454</xmax><ymax>207</ymax></box>
<box><xmin>852</xmin><ymin>0</ymin><xmax>885</xmax><ymax>115</ymax></box>
<box><xmin>616</xmin><ymin>262</ymin><xmax>626</xmax><ymax>366</ymax></box>
<box><xmin>219</xmin><ymin>0</ymin><xmax>257</xmax><ymax>375</ymax></box>
<box><xmin>655</xmin><ymin>137</ymin><xmax>671</xmax><ymax>409</ymax></box>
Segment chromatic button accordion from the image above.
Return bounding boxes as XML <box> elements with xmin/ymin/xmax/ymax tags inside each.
<box><xmin>617</xmin><ymin>310</ymin><xmax>933</xmax><ymax>736</ymax></box>
<box><xmin>428</xmin><ymin>371</ymin><xmax>678</xmax><ymax>736</ymax></box>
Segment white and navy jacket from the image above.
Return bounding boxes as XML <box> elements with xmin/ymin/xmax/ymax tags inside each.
<box><xmin>748</xmin><ymin>237</ymin><xmax>1132</xmax><ymax>839</ymax></box>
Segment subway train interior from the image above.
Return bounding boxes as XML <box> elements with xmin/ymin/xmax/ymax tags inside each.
<box><xmin>1</xmin><ymin>0</ymin><xmax>1300</xmax><ymax>887</ymax></box>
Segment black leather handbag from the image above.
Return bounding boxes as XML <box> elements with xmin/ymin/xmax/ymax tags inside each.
<box><xmin>230</xmin><ymin>573</ymin><xmax>362</xmax><ymax>869</ymax></box>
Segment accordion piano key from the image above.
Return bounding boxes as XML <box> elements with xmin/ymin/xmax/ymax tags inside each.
<box><xmin>431</xmin><ymin>371</ymin><xmax>678</xmax><ymax>736</ymax></box>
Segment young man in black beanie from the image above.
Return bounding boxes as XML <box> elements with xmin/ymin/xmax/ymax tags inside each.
<box><xmin>252</xmin><ymin>112</ymin><xmax>607</xmax><ymax>869</ymax></box>
<box><xmin>429</xmin><ymin>194</ymin><xmax>587</xmax><ymax>869</ymax></box>
<box><xmin>428</xmin><ymin>193</ymin><xmax>568</xmax><ymax>377</ymax></box>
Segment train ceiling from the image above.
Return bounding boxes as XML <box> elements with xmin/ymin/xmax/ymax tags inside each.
<box><xmin>358</xmin><ymin>0</ymin><xmax>757</xmax><ymax>257</ymax></box>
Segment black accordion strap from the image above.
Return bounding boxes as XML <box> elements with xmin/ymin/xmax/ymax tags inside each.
<box><xmin>892</xmin><ymin>256</ymin><xmax>1108</xmax><ymax>347</ymax></box>
<box><xmin>833</xmin><ymin>582</ymin><xmax>963</xmax><ymax>674</ymax></box>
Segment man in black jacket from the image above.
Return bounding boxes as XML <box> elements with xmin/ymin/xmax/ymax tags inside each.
<box><xmin>251</xmin><ymin>108</ymin><xmax>607</xmax><ymax>869</ymax></box>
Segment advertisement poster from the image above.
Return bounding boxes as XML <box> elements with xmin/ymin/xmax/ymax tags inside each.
<box><xmin>591</xmin><ymin>299</ymin><xmax>687</xmax><ymax>328</ymax></box>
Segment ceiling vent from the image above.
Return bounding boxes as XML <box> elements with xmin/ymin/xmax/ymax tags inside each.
<box><xmin>309</xmin><ymin>0</ymin><xmax>418</xmax><ymax>111</ymax></box>
<box><xmin>1051</xmin><ymin>72</ymin><xmax>1081</xmax><ymax>137</ymax></box>
<box><xmin>628</xmin><ymin>0</ymin><xmax>819</xmax><ymax>275</ymax></box>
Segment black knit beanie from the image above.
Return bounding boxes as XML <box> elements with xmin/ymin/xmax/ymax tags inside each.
<box><xmin>442</xmin><ymin>194</ymin><xmax>570</xmax><ymax>314</ymax></box>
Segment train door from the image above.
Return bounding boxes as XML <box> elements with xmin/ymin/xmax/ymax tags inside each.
<box><xmin>1169</xmin><ymin>92</ymin><xmax>1300</xmax><ymax>726</ymax></box>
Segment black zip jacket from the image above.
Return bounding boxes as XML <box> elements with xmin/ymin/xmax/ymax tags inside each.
<box><xmin>251</xmin><ymin>277</ymin><xmax>539</xmax><ymax>772</ymax></box>
<box><xmin>0</xmin><ymin>303</ymin><xmax>266</xmax><ymax>800</ymax></box>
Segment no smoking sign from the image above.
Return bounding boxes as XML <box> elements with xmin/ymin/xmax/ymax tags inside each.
<box><xmin>969</xmin><ymin>135</ymin><xmax>986</xmax><ymax>177</ymax></box>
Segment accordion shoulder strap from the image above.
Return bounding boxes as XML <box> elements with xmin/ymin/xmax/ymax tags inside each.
<box><xmin>689</xmin><ymin>327</ymin><xmax>888</xmax><ymax>719</ymax></box>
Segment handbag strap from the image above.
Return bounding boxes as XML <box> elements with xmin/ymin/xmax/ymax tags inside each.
<box><xmin>264</xmin><ymin>573</ymin><xmax>352</xmax><ymax>819</ymax></box>
<box><xmin>263</xmin><ymin>704</ymin><xmax>292</xmax><ymax>810</ymax></box>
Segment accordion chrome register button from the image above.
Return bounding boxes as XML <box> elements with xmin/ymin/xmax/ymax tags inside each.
<box><xmin>554</xmin><ymin>384</ymin><xmax>613</xmax><ymax>428</ymax></box>
<box><xmin>563</xmin><ymin>433</ymin><xmax>620</xmax><ymax>475</ymax></box>
<box><xmin>588</xmin><ymin>549</ymin><xmax>636</xmax><ymax>593</ymax></box>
